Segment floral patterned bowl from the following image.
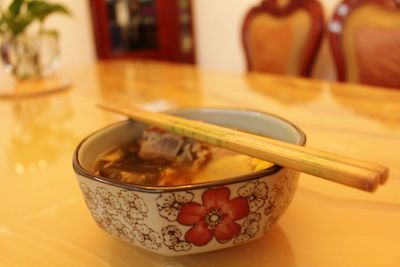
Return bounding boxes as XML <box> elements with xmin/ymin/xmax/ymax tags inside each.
<box><xmin>73</xmin><ymin>108</ymin><xmax>306</xmax><ymax>256</ymax></box>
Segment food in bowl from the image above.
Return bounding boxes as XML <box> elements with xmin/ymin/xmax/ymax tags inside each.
<box><xmin>93</xmin><ymin>127</ymin><xmax>273</xmax><ymax>186</ymax></box>
<box><xmin>73</xmin><ymin>108</ymin><xmax>306</xmax><ymax>256</ymax></box>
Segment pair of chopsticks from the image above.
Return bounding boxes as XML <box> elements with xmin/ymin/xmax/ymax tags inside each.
<box><xmin>98</xmin><ymin>102</ymin><xmax>388</xmax><ymax>192</ymax></box>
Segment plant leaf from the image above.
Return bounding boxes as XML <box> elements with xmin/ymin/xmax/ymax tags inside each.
<box><xmin>9</xmin><ymin>0</ymin><xmax>24</xmax><ymax>16</ymax></box>
<box><xmin>2</xmin><ymin>13</ymin><xmax>34</xmax><ymax>35</ymax></box>
<box><xmin>0</xmin><ymin>19</ymin><xmax>5</xmax><ymax>35</ymax></box>
<box><xmin>27</xmin><ymin>1</ymin><xmax>71</xmax><ymax>21</ymax></box>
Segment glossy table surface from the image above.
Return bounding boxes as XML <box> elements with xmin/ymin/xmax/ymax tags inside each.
<box><xmin>1</xmin><ymin>60</ymin><xmax>399</xmax><ymax>267</ymax></box>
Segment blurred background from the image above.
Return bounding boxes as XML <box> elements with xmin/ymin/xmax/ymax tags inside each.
<box><xmin>1</xmin><ymin>0</ymin><xmax>399</xmax><ymax>88</ymax></box>
<box><xmin>31</xmin><ymin>0</ymin><xmax>341</xmax><ymax>78</ymax></box>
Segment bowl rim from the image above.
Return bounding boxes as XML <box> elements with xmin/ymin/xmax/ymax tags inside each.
<box><xmin>73</xmin><ymin>107</ymin><xmax>306</xmax><ymax>193</ymax></box>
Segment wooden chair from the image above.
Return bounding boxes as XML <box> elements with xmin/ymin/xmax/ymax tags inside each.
<box><xmin>241</xmin><ymin>0</ymin><xmax>324</xmax><ymax>76</ymax></box>
<box><xmin>328</xmin><ymin>0</ymin><xmax>400</xmax><ymax>89</ymax></box>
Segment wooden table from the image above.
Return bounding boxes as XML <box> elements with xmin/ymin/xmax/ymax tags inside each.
<box><xmin>1</xmin><ymin>60</ymin><xmax>399</xmax><ymax>267</ymax></box>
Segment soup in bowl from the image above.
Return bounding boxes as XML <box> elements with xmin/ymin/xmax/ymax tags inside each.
<box><xmin>73</xmin><ymin>108</ymin><xmax>306</xmax><ymax>256</ymax></box>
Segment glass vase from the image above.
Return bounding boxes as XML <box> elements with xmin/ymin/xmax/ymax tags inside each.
<box><xmin>1</xmin><ymin>32</ymin><xmax>60</xmax><ymax>79</ymax></box>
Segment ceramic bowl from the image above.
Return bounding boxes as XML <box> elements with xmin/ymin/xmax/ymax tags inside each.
<box><xmin>73</xmin><ymin>108</ymin><xmax>306</xmax><ymax>256</ymax></box>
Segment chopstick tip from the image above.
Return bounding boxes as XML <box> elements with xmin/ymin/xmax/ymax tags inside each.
<box><xmin>365</xmin><ymin>177</ymin><xmax>380</xmax><ymax>193</ymax></box>
<box><xmin>380</xmin><ymin>167</ymin><xmax>389</xmax><ymax>185</ymax></box>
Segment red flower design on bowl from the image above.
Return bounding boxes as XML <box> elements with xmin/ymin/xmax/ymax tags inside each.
<box><xmin>177</xmin><ymin>187</ymin><xmax>250</xmax><ymax>246</ymax></box>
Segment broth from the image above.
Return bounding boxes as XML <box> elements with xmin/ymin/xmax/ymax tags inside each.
<box><xmin>92</xmin><ymin>127</ymin><xmax>273</xmax><ymax>186</ymax></box>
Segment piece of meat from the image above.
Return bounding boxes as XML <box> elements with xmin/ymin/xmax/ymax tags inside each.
<box><xmin>180</xmin><ymin>143</ymin><xmax>194</xmax><ymax>163</ymax></box>
<box><xmin>138</xmin><ymin>131</ymin><xmax>184</xmax><ymax>161</ymax></box>
<box><xmin>138</xmin><ymin>127</ymin><xmax>211</xmax><ymax>170</ymax></box>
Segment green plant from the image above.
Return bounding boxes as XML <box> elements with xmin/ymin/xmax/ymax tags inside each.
<box><xmin>0</xmin><ymin>0</ymin><xmax>71</xmax><ymax>37</ymax></box>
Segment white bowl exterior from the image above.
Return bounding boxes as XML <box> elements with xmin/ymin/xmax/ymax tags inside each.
<box><xmin>76</xmin><ymin>168</ymin><xmax>298</xmax><ymax>256</ymax></box>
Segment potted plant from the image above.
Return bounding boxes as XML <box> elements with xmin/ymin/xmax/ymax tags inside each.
<box><xmin>0</xmin><ymin>0</ymin><xmax>70</xmax><ymax>79</ymax></box>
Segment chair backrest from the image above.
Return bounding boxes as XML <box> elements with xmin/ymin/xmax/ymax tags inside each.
<box><xmin>328</xmin><ymin>0</ymin><xmax>400</xmax><ymax>88</ymax></box>
<box><xmin>242</xmin><ymin>0</ymin><xmax>324</xmax><ymax>76</ymax></box>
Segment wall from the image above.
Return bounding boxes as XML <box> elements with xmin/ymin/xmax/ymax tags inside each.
<box><xmin>47</xmin><ymin>0</ymin><xmax>96</xmax><ymax>68</ymax></box>
<box><xmin>192</xmin><ymin>0</ymin><xmax>341</xmax><ymax>80</ymax></box>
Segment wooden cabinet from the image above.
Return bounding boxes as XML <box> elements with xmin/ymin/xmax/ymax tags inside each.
<box><xmin>89</xmin><ymin>0</ymin><xmax>195</xmax><ymax>63</ymax></box>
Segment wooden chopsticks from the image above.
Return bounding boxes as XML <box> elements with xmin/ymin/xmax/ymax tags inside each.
<box><xmin>98</xmin><ymin>101</ymin><xmax>388</xmax><ymax>192</ymax></box>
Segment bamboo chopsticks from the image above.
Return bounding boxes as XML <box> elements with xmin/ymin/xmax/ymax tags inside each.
<box><xmin>98</xmin><ymin>102</ymin><xmax>388</xmax><ymax>192</ymax></box>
